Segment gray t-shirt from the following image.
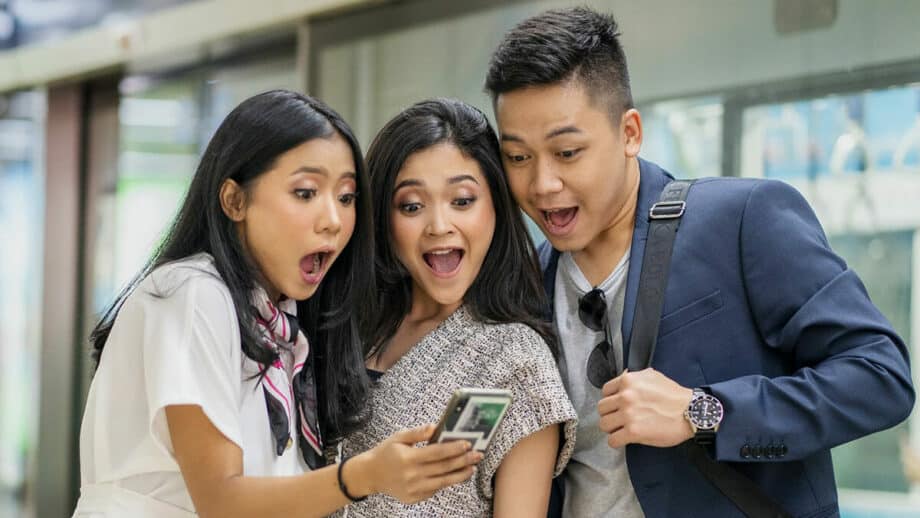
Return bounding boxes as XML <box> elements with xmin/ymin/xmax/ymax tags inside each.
<box><xmin>555</xmin><ymin>251</ymin><xmax>644</xmax><ymax>518</ymax></box>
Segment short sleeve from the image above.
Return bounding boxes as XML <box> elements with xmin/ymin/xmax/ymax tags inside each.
<box><xmin>141</xmin><ymin>269</ymin><xmax>243</xmax><ymax>458</ymax></box>
<box><xmin>475</xmin><ymin>326</ymin><xmax>577</xmax><ymax>499</ymax></box>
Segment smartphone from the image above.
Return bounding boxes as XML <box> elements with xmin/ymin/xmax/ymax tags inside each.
<box><xmin>430</xmin><ymin>388</ymin><xmax>513</xmax><ymax>452</ymax></box>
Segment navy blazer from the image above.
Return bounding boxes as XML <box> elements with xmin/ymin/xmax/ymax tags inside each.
<box><xmin>541</xmin><ymin>159</ymin><xmax>914</xmax><ymax>518</ymax></box>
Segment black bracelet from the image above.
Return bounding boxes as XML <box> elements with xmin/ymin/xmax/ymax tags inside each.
<box><xmin>337</xmin><ymin>456</ymin><xmax>368</xmax><ymax>502</ymax></box>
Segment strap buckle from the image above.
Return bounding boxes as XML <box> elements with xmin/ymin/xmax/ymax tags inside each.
<box><xmin>649</xmin><ymin>200</ymin><xmax>686</xmax><ymax>220</ymax></box>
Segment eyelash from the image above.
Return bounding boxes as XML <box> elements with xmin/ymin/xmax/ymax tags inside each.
<box><xmin>504</xmin><ymin>149</ymin><xmax>582</xmax><ymax>163</ymax></box>
<box><xmin>397</xmin><ymin>196</ymin><xmax>477</xmax><ymax>215</ymax></box>
<box><xmin>399</xmin><ymin>202</ymin><xmax>422</xmax><ymax>214</ymax></box>
<box><xmin>453</xmin><ymin>196</ymin><xmax>476</xmax><ymax>208</ymax></box>
<box><xmin>294</xmin><ymin>188</ymin><xmax>316</xmax><ymax>200</ymax></box>
<box><xmin>505</xmin><ymin>154</ymin><xmax>530</xmax><ymax>163</ymax></box>
<box><xmin>558</xmin><ymin>148</ymin><xmax>581</xmax><ymax>159</ymax></box>
<box><xmin>294</xmin><ymin>189</ymin><xmax>358</xmax><ymax>206</ymax></box>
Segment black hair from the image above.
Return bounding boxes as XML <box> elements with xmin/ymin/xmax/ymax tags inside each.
<box><xmin>365</xmin><ymin>98</ymin><xmax>557</xmax><ymax>359</ymax></box>
<box><xmin>89</xmin><ymin>89</ymin><xmax>373</xmax><ymax>443</ymax></box>
<box><xmin>485</xmin><ymin>6</ymin><xmax>633</xmax><ymax>117</ymax></box>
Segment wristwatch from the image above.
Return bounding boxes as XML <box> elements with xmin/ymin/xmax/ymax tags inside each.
<box><xmin>684</xmin><ymin>388</ymin><xmax>724</xmax><ymax>445</ymax></box>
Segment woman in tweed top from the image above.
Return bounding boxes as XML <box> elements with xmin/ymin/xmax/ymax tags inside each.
<box><xmin>338</xmin><ymin>99</ymin><xmax>577</xmax><ymax>517</ymax></box>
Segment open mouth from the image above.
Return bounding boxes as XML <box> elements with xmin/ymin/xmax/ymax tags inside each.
<box><xmin>422</xmin><ymin>248</ymin><xmax>464</xmax><ymax>278</ymax></box>
<box><xmin>542</xmin><ymin>207</ymin><xmax>578</xmax><ymax>236</ymax></box>
<box><xmin>300</xmin><ymin>251</ymin><xmax>331</xmax><ymax>285</ymax></box>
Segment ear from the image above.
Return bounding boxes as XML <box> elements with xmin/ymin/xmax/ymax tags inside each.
<box><xmin>621</xmin><ymin>108</ymin><xmax>643</xmax><ymax>158</ymax></box>
<box><xmin>219</xmin><ymin>179</ymin><xmax>247</xmax><ymax>222</ymax></box>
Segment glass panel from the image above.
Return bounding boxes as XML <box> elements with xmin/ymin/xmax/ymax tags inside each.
<box><xmin>91</xmin><ymin>75</ymin><xmax>204</xmax><ymax>313</ymax></box>
<box><xmin>5</xmin><ymin>0</ymin><xmax>196</xmax><ymax>49</ymax></box>
<box><xmin>0</xmin><ymin>90</ymin><xmax>45</xmax><ymax>518</ymax></box>
<box><xmin>638</xmin><ymin>97</ymin><xmax>723</xmax><ymax>179</ymax></box>
<box><xmin>91</xmin><ymin>54</ymin><xmax>297</xmax><ymax>314</ymax></box>
<box><xmin>740</xmin><ymin>87</ymin><xmax>920</xmax><ymax>503</ymax></box>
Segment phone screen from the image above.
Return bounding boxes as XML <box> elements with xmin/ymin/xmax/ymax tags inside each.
<box><xmin>433</xmin><ymin>390</ymin><xmax>512</xmax><ymax>452</ymax></box>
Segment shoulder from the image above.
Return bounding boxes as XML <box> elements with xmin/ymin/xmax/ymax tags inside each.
<box><xmin>475</xmin><ymin>320</ymin><xmax>557</xmax><ymax>375</ymax></box>
<box><xmin>688</xmin><ymin>177</ymin><xmax>804</xmax><ymax>207</ymax></box>
<box><xmin>130</xmin><ymin>253</ymin><xmax>238</xmax><ymax>333</ymax></box>
<box><xmin>142</xmin><ymin>253</ymin><xmax>230</xmax><ymax>302</ymax></box>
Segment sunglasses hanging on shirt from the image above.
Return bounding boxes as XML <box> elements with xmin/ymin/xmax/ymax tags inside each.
<box><xmin>578</xmin><ymin>287</ymin><xmax>619</xmax><ymax>388</ymax></box>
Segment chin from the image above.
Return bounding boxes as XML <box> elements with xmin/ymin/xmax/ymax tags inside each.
<box><xmin>544</xmin><ymin>234</ymin><xmax>582</xmax><ymax>253</ymax></box>
<box><xmin>428</xmin><ymin>287</ymin><xmax>466</xmax><ymax>307</ymax></box>
<box><xmin>287</xmin><ymin>284</ymin><xmax>319</xmax><ymax>302</ymax></box>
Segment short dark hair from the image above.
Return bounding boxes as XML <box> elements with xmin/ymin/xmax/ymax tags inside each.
<box><xmin>366</xmin><ymin>98</ymin><xmax>558</xmax><ymax>360</ymax></box>
<box><xmin>485</xmin><ymin>6</ymin><xmax>633</xmax><ymax>117</ymax></box>
<box><xmin>90</xmin><ymin>90</ymin><xmax>373</xmax><ymax>444</ymax></box>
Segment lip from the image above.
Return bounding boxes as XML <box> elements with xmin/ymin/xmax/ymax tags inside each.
<box><xmin>422</xmin><ymin>247</ymin><xmax>465</xmax><ymax>279</ymax></box>
<box><xmin>540</xmin><ymin>207</ymin><xmax>579</xmax><ymax>237</ymax></box>
<box><xmin>300</xmin><ymin>246</ymin><xmax>336</xmax><ymax>285</ymax></box>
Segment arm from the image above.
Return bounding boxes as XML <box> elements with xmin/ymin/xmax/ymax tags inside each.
<box><xmin>708</xmin><ymin>179</ymin><xmax>914</xmax><ymax>461</ymax></box>
<box><xmin>166</xmin><ymin>405</ymin><xmax>481</xmax><ymax>518</ymax></box>
<box><xmin>599</xmin><ymin>180</ymin><xmax>914</xmax><ymax>457</ymax></box>
<box><xmin>493</xmin><ymin>425</ymin><xmax>560</xmax><ymax>518</ymax></box>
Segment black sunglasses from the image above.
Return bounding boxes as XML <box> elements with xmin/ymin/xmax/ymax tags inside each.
<box><xmin>578</xmin><ymin>288</ymin><xmax>618</xmax><ymax>388</ymax></box>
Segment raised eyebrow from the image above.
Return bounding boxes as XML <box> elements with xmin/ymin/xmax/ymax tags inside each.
<box><xmin>291</xmin><ymin>166</ymin><xmax>327</xmax><ymax>177</ymax></box>
<box><xmin>393</xmin><ymin>178</ymin><xmax>423</xmax><ymax>194</ymax></box>
<box><xmin>545</xmin><ymin>125</ymin><xmax>582</xmax><ymax>139</ymax></box>
<box><xmin>447</xmin><ymin>174</ymin><xmax>479</xmax><ymax>185</ymax></box>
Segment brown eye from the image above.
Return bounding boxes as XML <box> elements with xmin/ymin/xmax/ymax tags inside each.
<box><xmin>506</xmin><ymin>153</ymin><xmax>529</xmax><ymax>163</ymax></box>
<box><xmin>558</xmin><ymin>149</ymin><xmax>581</xmax><ymax>159</ymax></box>
<box><xmin>294</xmin><ymin>189</ymin><xmax>317</xmax><ymax>200</ymax></box>
<box><xmin>399</xmin><ymin>202</ymin><xmax>422</xmax><ymax>214</ymax></box>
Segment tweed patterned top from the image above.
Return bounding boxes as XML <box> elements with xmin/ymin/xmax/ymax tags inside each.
<box><xmin>339</xmin><ymin>305</ymin><xmax>577</xmax><ymax>517</ymax></box>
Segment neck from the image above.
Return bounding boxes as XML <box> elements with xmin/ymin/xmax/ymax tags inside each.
<box><xmin>367</xmin><ymin>282</ymin><xmax>460</xmax><ymax>371</ymax></box>
<box><xmin>572</xmin><ymin>157</ymin><xmax>640</xmax><ymax>286</ymax></box>
<box><xmin>406</xmin><ymin>283</ymin><xmax>462</xmax><ymax>325</ymax></box>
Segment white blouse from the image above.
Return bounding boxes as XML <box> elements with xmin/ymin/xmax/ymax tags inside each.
<box><xmin>74</xmin><ymin>253</ymin><xmax>308</xmax><ymax>517</ymax></box>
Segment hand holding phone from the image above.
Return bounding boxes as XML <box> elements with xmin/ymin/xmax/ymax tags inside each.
<box><xmin>430</xmin><ymin>388</ymin><xmax>513</xmax><ymax>453</ymax></box>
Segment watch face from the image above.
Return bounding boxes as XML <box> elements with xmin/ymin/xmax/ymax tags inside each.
<box><xmin>689</xmin><ymin>395</ymin><xmax>724</xmax><ymax>430</ymax></box>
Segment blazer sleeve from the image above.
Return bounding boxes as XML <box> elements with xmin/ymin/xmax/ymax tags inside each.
<box><xmin>706</xmin><ymin>179</ymin><xmax>915</xmax><ymax>462</ymax></box>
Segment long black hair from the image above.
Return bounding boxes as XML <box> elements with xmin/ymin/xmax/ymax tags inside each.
<box><xmin>365</xmin><ymin>98</ymin><xmax>556</xmax><ymax>359</ymax></box>
<box><xmin>89</xmin><ymin>89</ymin><xmax>373</xmax><ymax>442</ymax></box>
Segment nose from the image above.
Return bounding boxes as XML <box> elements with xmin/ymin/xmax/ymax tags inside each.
<box><xmin>532</xmin><ymin>157</ymin><xmax>564</xmax><ymax>197</ymax></box>
<box><xmin>425</xmin><ymin>203</ymin><xmax>454</xmax><ymax>237</ymax></box>
<box><xmin>315</xmin><ymin>194</ymin><xmax>343</xmax><ymax>235</ymax></box>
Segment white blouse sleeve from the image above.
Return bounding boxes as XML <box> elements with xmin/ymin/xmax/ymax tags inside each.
<box><xmin>140</xmin><ymin>271</ymin><xmax>244</xmax><ymax>458</ymax></box>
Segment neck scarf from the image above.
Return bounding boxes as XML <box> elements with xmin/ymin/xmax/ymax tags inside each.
<box><xmin>251</xmin><ymin>288</ymin><xmax>324</xmax><ymax>469</ymax></box>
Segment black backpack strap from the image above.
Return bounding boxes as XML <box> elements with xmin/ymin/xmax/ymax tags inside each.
<box><xmin>626</xmin><ymin>180</ymin><xmax>692</xmax><ymax>371</ymax></box>
<box><xmin>626</xmin><ymin>180</ymin><xmax>792</xmax><ymax>518</ymax></box>
<box><xmin>685</xmin><ymin>443</ymin><xmax>792</xmax><ymax>518</ymax></box>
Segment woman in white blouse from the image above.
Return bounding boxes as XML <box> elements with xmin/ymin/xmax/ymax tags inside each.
<box><xmin>340</xmin><ymin>99</ymin><xmax>577</xmax><ymax>517</ymax></box>
<box><xmin>73</xmin><ymin>90</ymin><xmax>481</xmax><ymax>518</ymax></box>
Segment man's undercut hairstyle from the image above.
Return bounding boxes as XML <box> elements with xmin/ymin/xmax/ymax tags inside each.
<box><xmin>485</xmin><ymin>6</ymin><xmax>633</xmax><ymax>119</ymax></box>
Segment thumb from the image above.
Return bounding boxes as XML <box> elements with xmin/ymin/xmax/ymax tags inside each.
<box><xmin>392</xmin><ymin>424</ymin><xmax>435</xmax><ymax>445</ymax></box>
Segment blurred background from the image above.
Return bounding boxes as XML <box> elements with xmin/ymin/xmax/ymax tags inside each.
<box><xmin>0</xmin><ymin>0</ymin><xmax>917</xmax><ymax>516</ymax></box>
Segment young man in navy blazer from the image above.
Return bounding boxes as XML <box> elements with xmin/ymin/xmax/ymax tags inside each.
<box><xmin>486</xmin><ymin>7</ymin><xmax>914</xmax><ymax>518</ymax></box>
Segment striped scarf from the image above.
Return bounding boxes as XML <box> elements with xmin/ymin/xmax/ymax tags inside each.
<box><xmin>251</xmin><ymin>288</ymin><xmax>324</xmax><ymax>469</ymax></box>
